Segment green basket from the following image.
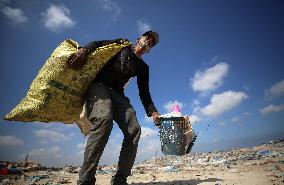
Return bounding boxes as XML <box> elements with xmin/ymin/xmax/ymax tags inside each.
<box><xmin>159</xmin><ymin>117</ymin><xmax>186</xmax><ymax>156</ymax></box>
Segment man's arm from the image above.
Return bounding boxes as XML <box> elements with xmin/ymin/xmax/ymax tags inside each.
<box><xmin>137</xmin><ymin>65</ymin><xmax>160</xmax><ymax>125</ymax></box>
<box><xmin>83</xmin><ymin>38</ymin><xmax>129</xmax><ymax>53</ymax></box>
<box><xmin>67</xmin><ymin>38</ymin><xmax>129</xmax><ymax>70</ymax></box>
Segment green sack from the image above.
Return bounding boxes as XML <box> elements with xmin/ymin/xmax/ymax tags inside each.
<box><xmin>4</xmin><ymin>39</ymin><xmax>131</xmax><ymax>123</ymax></box>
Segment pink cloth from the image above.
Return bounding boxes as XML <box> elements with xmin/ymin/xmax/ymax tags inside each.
<box><xmin>172</xmin><ymin>105</ymin><xmax>181</xmax><ymax>112</ymax></box>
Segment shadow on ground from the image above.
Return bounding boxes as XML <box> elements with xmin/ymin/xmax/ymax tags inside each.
<box><xmin>130</xmin><ymin>177</ymin><xmax>223</xmax><ymax>185</ymax></box>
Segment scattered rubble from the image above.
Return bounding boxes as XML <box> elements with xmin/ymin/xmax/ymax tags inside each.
<box><xmin>1</xmin><ymin>139</ymin><xmax>284</xmax><ymax>184</ymax></box>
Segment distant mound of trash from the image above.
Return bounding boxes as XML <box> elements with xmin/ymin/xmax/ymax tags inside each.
<box><xmin>1</xmin><ymin>139</ymin><xmax>283</xmax><ymax>185</ymax></box>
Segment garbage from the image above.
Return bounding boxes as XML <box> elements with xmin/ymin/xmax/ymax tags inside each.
<box><xmin>158</xmin><ymin>166</ymin><xmax>179</xmax><ymax>172</ymax></box>
<box><xmin>0</xmin><ymin>179</ymin><xmax>10</xmax><ymax>185</ymax></box>
<box><xmin>257</xmin><ymin>150</ymin><xmax>273</xmax><ymax>156</ymax></box>
<box><xmin>185</xmin><ymin>129</ymin><xmax>197</xmax><ymax>154</ymax></box>
<box><xmin>0</xmin><ymin>168</ymin><xmax>9</xmax><ymax>175</ymax></box>
<box><xmin>26</xmin><ymin>175</ymin><xmax>49</xmax><ymax>184</ymax></box>
<box><xmin>97</xmin><ymin>169</ymin><xmax>116</xmax><ymax>175</ymax></box>
<box><xmin>57</xmin><ymin>177</ymin><xmax>70</xmax><ymax>184</ymax></box>
<box><xmin>9</xmin><ymin>167</ymin><xmax>22</xmax><ymax>174</ymax></box>
<box><xmin>256</xmin><ymin>150</ymin><xmax>280</xmax><ymax>157</ymax></box>
<box><xmin>160</xmin><ymin>105</ymin><xmax>182</xmax><ymax>118</ymax></box>
<box><xmin>210</xmin><ymin>156</ymin><xmax>227</xmax><ymax>165</ymax></box>
<box><xmin>96</xmin><ymin>165</ymin><xmax>116</xmax><ymax>175</ymax></box>
<box><xmin>63</xmin><ymin>166</ymin><xmax>81</xmax><ymax>173</ymax></box>
<box><xmin>1</xmin><ymin>139</ymin><xmax>284</xmax><ymax>184</ymax></box>
<box><xmin>228</xmin><ymin>168</ymin><xmax>239</xmax><ymax>173</ymax></box>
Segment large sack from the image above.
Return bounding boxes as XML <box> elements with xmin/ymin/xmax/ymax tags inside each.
<box><xmin>4</xmin><ymin>39</ymin><xmax>131</xmax><ymax>123</ymax></box>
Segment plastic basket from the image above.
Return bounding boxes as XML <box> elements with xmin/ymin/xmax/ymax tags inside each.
<box><xmin>159</xmin><ymin>117</ymin><xmax>186</xmax><ymax>156</ymax></box>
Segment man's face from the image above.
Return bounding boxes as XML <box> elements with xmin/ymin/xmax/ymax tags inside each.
<box><xmin>136</xmin><ymin>36</ymin><xmax>154</xmax><ymax>54</ymax></box>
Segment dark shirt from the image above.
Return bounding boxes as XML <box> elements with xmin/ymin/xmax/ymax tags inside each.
<box><xmin>84</xmin><ymin>40</ymin><xmax>158</xmax><ymax>116</ymax></box>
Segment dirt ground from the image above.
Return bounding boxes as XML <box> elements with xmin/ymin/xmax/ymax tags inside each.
<box><xmin>2</xmin><ymin>141</ymin><xmax>284</xmax><ymax>185</ymax></box>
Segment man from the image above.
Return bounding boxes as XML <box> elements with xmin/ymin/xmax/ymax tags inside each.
<box><xmin>67</xmin><ymin>31</ymin><xmax>160</xmax><ymax>185</ymax></box>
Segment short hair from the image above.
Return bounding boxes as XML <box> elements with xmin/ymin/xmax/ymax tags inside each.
<box><xmin>142</xmin><ymin>30</ymin><xmax>159</xmax><ymax>47</ymax></box>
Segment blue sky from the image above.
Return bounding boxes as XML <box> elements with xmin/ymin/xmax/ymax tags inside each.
<box><xmin>0</xmin><ymin>0</ymin><xmax>284</xmax><ymax>167</ymax></box>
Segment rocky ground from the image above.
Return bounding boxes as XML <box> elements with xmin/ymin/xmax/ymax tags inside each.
<box><xmin>1</xmin><ymin>140</ymin><xmax>284</xmax><ymax>185</ymax></box>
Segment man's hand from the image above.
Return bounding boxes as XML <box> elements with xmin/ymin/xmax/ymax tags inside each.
<box><xmin>66</xmin><ymin>48</ymin><xmax>89</xmax><ymax>70</ymax></box>
<box><xmin>152</xmin><ymin>112</ymin><xmax>160</xmax><ymax>126</ymax></box>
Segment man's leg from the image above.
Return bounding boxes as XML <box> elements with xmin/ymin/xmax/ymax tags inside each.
<box><xmin>78</xmin><ymin>83</ymin><xmax>114</xmax><ymax>185</ymax></box>
<box><xmin>111</xmin><ymin>91</ymin><xmax>141</xmax><ymax>184</ymax></box>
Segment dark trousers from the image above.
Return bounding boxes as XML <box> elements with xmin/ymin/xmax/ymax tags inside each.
<box><xmin>78</xmin><ymin>82</ymin><xmax>141</xmax><ymax>184</ymax></box>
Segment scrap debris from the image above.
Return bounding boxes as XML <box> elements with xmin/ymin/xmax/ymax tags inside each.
<box><xmin>1</xmin><ymin>140</ymin><xmax>283</xmax><ymax>184</ymax></box>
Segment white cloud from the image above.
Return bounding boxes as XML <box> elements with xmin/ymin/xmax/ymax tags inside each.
<box><xmin>243</xmin><ymin>112</ymin><xmax>251</xmax><ymax>116</ymax></box>
<box><xmin>77</xmin><ymin>139</ymin><xmax>88</xmax><ymax>155</ymax></box>
<box><xmin>59</xmin><ymin>139</ymin><xmax>88</xmax><ymax>165</ymax></box>
<box><xmin>260</xmin><ymin>104</ymin><xmax>284</xmax><ymax>115</ymax></box>
<box><xmin>75</xmin><ymin>132</ymin><xmax>123</xmax><ymax>165</ymax></box>
<box><xmin>191</xmin><ymin>63</ymin><xmax>229</xmax><ymax>93</ymax></box>
<box><xmin>1</xmin><ymin>5</ymin><xmax>28</xmax><ymax>24</ymax></box>
<box><xmin>265</xmin><ymin>79</ymin><xmax>284</xmax><ymax>100</ymax></box>
<box><xmin>218</xmin><ymin>121</ymin><xmax>225</xmax><ymax>127</ymax></box>
<box><xmin>23</xmin><ymin>146</ymin><xmax>62</xmax><ymax>159</ymax></box>
<box><xmin>189</xmin><ymin>114</ymin><xmax>200</xmax><ymax>124</ymax></box>
<box><xmin>201</xmin><ymin>91</ymin><xmax>248</xmax><ymax>117</ymax></box>
<box><xmin>77</xmin><ymin>141</ymin><xmax>86</xmax><ymax>150</ymax></box>
<box><xmin>190</xmin><ymin>100</ymin><xmax>202</xmax><ymax>122</ymax></box>
<box><xmin>231</xmin><ymin>112</ymin><xmax>251</xmax><ymax>123</ymax></box>
<box><xmin>137</xmin><ymin>20</ymin><xmax>151</xmax><ymax>34</ymax></box>
<box><xmin>100</xmin><ymin>142</ymin><xmax>121</xmax><ymax>165</ymax></box>
<box><xmin>136</xmin><ymin>138</ymin><xmax>161</xmax><ymax>162</ymax></box>
<box><xmin>99</xmin><ymin>132</ymin><xmax>122</xmax><ymax>165</ymax></box>
<box><xmin>39</xmin><ymin>122</ymin><xmax>76</xmax><ymax>132</ymax></box>
<box><xmin>0</xmin><ymin>135</ymin><xmax>24</xmax><ymax>147</ymax></box>
<box><xmin>95</xmin><ymin>0</ymin><xmax>121</xmax><ymax>20</ymax></box>
<box><xmin>197</xmin><ymin>130</ymin><xmax>203</xmax><ymax>136</ymax></box>
<box><xmin>19</xmin><ymin>146</ymin><xmax>72</xmax><ymax>166</ymax></box>
<box><xmin>41</xmin><ymin>4</ymin><xmax>75</xmax><ymax>33</ymax></box>
<box><xmin>33</xmin><ymin>129</ymin><xmax>71</xmax><ymax>142</ymax></box>
<box><xmin>144</xmin><ymin>114</ymin><xmax>153</xmax><ymax>123</ymax></box>
<box><xmin>213</xmin><ymin>138</ymin><xmax>219</xmax><ymax>143</ymax></box>
<box><xmin>69</xmin><ymin>132</ymin><xmax>75</xmax><ymax>137</ymax></box>
<box><xmin>77</xmin><ymin>143</ymin><xmax>85</xmax><ymax>152</ymax></box>
<box><xmin>192</xmin><ymin>99</ymin><xmax>200</xmax><ymax>107</ymax></box>
<box><xmin>243</xmin><ymin>85</ymin><xmax>250</xmax><ymax>91</ymax></box>
<box><xmin>231</xmin><ymin>116</ymin><xmax>241</xmax><ymax>123</ymax></box>
<box><xmin>141</xmin><ymin>127</ymin><xmax>158</xmax><ymax>139</ymax></box>
<box><xmin>163</xmin><ymin>100</ymin><xmax>185</xmax><ymax>113</ymax></box>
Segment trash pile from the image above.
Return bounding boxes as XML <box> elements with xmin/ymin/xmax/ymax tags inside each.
<box><xmin>0</xmin><ymin>140</ymin><xmax>283</xmax><ymax>184</ymax></box>
<box><xmin>0</xmin><ymin>160</ymin><xmax>81</xmax><ymax>185</ymax></box>
<box><xmin>131</xmin><ymin>139</ymin><xmax>284</xmax><ymax>176</ymax></box>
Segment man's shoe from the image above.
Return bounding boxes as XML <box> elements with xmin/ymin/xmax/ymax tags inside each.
<box><xmin>110</xmin><ymin>175</ymin><xmax>128</xmax><ymax>185</ymax></box>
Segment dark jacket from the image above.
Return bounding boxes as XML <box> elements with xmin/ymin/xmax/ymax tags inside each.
<box><xmin>84</xmin><ymin>39</ymin><xmax>158</xmax><ymax>116</ymax></box>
